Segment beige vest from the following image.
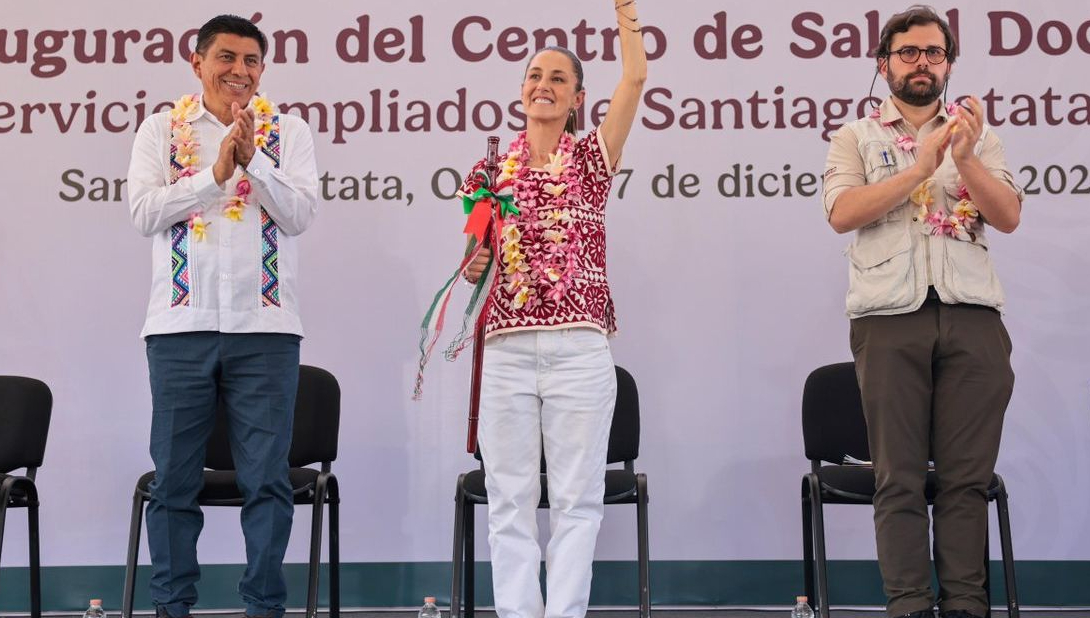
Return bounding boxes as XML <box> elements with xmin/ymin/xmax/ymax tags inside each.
<box><xmin>829</xmin><ymin>100</ymin><xmax>1022</xmax><ymax>319</ymax></box>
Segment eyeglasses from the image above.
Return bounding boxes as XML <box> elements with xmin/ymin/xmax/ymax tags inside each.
<box><xmin>888</xmin><ymin>46</ymin><xmax>948</xmax><ymax>64</ymax></box>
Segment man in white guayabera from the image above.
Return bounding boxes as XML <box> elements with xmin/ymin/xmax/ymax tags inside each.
<box><xmin>127</xmin><ymin>14</ymin><xmax>318</xmax><ymax>618</ymax></box>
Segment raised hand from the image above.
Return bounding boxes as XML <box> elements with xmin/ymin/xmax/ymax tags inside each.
<box><xmin>951</xmin><ymin>96</ymin><xmax>984</xmax><ymax>166</ymax></box>
<box><xmin>231</xmin><ymin>102</ymin><xmax>257</xmax><ymax>168</ymax></box>
<box><xmin>913</xmin><ymin>120</ymin><xmax>955</xmax><ymax>178</ymax></box>
<box><xmin>213</xmin><ymin>125</ymin><xmax>239</xmax><ymax>186</ymax></box>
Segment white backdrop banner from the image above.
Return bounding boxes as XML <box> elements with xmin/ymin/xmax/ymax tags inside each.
<box><xmin>1</xmin><ymin>0</ymin><xmax>1088</xmax><ymax>576</ymax></box>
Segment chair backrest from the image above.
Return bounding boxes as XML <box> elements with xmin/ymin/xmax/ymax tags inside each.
<box><xmin>205</xmin><ymin>365</ymin><xmax>341</xmax><ymax>470</ymax></box>
<box><xmin>473</xmin><ymin>364</ymin><xmax>640</xmax><ymax>467</ymax></box>
<box><xmin>607</xmin><ymin>365</ymin><xmax>640</xmax><ymax>464</ymax></box>
<box><xmin>0</xmin><ymin>376</ymin><xmax>53</xmax><ymax>474</ymax></box>
<box><xmin>801</xmin><ymin>362</ymin><xmax>870</xmax><ymax>465</ymax></box>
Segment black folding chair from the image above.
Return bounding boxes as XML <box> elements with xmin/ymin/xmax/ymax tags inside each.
<box><xmin>122</xmin><ymin>365</ymin><xmax>341</xmax><ymax>618</ymax></box>
<box><xmin>800</xmin><ymin>362</ymin><xmax>1018</xmax><ymax>618</ymax></box>
<box><xmin>0</xmin><ymin>376</ymin><xmax>52</xmax><ymax>618</ymax></box>
<box><xmin>450</xmin><ymin>365</ymin><xmax>650</xmax><ymax>618</ymax></box>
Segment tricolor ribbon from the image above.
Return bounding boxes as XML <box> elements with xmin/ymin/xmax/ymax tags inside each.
<box><xmin>414</xmin><ymin>174</ymin><xmax>510</xmax><ymax>399</ymax></box>
<box><xmin>462</xmin><ymin>172</ymin><xmax>518</xmax><ymax>243</ymax></box>
<box><xmin>462</xmin><ymin>184</ymin><xmax>518</xmax><ymax>217</ymax></box>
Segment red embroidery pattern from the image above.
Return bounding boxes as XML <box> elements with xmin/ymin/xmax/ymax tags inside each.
<box><xmin>460</xmin><ymin>129</ymin><xmax>617</xmax><ymax>336</ymax></box>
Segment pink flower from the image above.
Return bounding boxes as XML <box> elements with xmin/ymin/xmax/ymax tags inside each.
<box><xmin>869</xmin><ymin>107</ymin><xmax>881</xmax><ymax>120</ymax></box>
<box><xmin>505</xmin><ymin>271</ymin><xmax>529</xmax><ymax>293</ymax></box>
<box><xmin>946</xmin><ymin>102</ymin><xmax>960</xmax><ymax>116</ymax></box>
<box><xmin>236</xmin><ymin>178</ymin><xmax>252</xmax><ymax>196</ymax></box>
<box><xmin>956</xmin><ymin>184</ymin><xmax>971</xmax><ymax>201</ymax></box>
<box><xmin>895</xmin><ymin>135</ymin><xmax>917</xmax><ymax>152</ymax></box>
<box><xmin>926</xmin><ymin>211</ymin><xmax>956</xmax><ymax>237</ymax></box>
<box><xmin>545</xmin><ymin>283</ymin><xmax>566</xmax><ymax>303</ymax></box>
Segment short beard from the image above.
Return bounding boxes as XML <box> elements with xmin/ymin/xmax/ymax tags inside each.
<box><xmin>889</xmin><ymin>70</ymin><xmax>944</xmax><ymax>106</ymax></box>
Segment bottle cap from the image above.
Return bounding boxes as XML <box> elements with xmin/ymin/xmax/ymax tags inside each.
<box><xmin>425</xmin><ymin>597</ymin><xmax>436</xmax><ymax>604</ymax></box>
<box><xmin>796</xmin><ymin>596</ymin><xmax>808</xmax><ymax>603</ymax></box>
<box><xmin>90</xmin><ymin>600</ymin><xmax>103</xmax><ymax>606</ymax></box>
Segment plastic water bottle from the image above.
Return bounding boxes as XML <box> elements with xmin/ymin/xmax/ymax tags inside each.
<box><xmin>792</xmin><ymin>596</ymin><xmax>815</xmax><ymax>618</ymax></box>
<box><xmin>418</xmin><ymin>596</ymin><xmax>440</xmax><ymax>618</ymax></box>
<box><xmin>83</xmin><ymin>600</ymin><xmax>106</xmax><ymax>618</ymax></box>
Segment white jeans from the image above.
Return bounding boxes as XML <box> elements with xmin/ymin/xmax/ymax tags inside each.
<box><xmin>479</xmin><ymin>328</ymin><xmax>617</xmax><ymax>618</ymax></box>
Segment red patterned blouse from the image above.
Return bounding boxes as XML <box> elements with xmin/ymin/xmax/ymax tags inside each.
<box><xmin>459</xmin><ymin>129</ymin><xmax>619</xmax><ymax>338</ymax></box>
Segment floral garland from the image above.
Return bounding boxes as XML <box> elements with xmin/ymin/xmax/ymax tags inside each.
<box><xmin>909</xmin><ymin>176</ymin><xmax>981</xmax><ymax>242</ymax></box>
<box><xmin>169</xmin><ymin>93</ymin><xmax>276</xmax><ymax>240</ymax></box>
<box><xmin>872</xmin><ymin>101</ymin><xmax>982</xmax><ymax>242</ymax></box>
<box><xmin>496</xmin><ymin>131</ymin><xmax>583</xmax><ymax>310</ymax></box>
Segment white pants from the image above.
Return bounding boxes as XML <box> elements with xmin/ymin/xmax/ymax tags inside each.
<box><xmin>479</xmin><ymin>328</ymin><xmax>617</xmax><ymax>618</ymax></box>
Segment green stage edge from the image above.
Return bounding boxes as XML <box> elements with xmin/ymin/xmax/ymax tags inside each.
<box><xmin>1</xmin><ymin>561</ymin><xmax>1088</xmax><ymax>613</ymax></box>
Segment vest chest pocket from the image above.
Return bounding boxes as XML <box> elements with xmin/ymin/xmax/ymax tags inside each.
<box><xmin>863</xmin><ymin>141</ymin><xmax>899</xmax><ymax>184</ymax></box>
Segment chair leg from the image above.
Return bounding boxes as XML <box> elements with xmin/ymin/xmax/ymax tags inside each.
<box><xmin>307</xmin><ymin>475</ymin><xmax>329</xmax><ymax>618</ymax></box>
<box><xmin>0</xmin><ymin>478</ymin><xmax>12</xmax><ymax>564</ymax></box>
<box><xmin>995</xmin><ymin>478</ymin><xmax>1019</xmax><ymax>618</ymax></box>
<box><xmin>0</xmin><ymin>480</ymin><xmax>11</xmax><ymax>597</ymax></box>
<box><xmin>808</xmin><ymin>475</ymin><xmax>831</xmax><ymax>618</ymax></box>
<box><xmin>451</xmin><ymin>477</ymin><xmax>466</xmax><ymax>618</ymax></box>
<box><xmin>327</xmin><ymin>475</ymin><xmax>341</xmax><ymax>618</ymax></box>
<box><xmin>122</xmin><ymin>491</ymin><xmax>147</xmax><ymax>618</ymax></box>
<box><xmin>27</xmin><ymin>482</ymin><xmax>42</xmax><ymax>618</ymax></box>
<box><xmin>465</xmin><ymin>498</ymin><xmax>476</xmax><ymax>618</ymax></box>
<box><xmin>636</xmin><ymin>474</ymin><xmax>651</xmax><ymax>618</ymax></box>
<box><xmin>983</xmin><ymin>518</ymin><xmax>991</xmax><ymax>618</ymax></box>
<box><xmin>801</xmin><ymin>478</ymin><xmax>816</xmax><ymax>608</ymax></box>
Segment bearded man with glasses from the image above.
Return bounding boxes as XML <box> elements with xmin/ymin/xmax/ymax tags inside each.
<box><xmin>821</xmin><ymin>5</ymin><xmax>1024</xmax><ymax>618</ymax></box>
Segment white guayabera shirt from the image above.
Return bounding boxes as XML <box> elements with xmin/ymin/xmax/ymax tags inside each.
<box><xmin>128</xmin><ymin>94</ymin><xmax>319</xmax><ymax>337</ymax></box>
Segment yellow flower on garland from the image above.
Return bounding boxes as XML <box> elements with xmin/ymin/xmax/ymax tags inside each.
<box><xmin>252</xmin><ymin>96</ymin><xmax>275</xmax><ymax>116</ymax></box>
<box><xmin>502</xmin><ymin>223</ymin><xmax>521</xmax><ymax>242</ymax></box>
<box><xmin>512</xmin><ymin>287</ymin><xmax>533</xmax><ymax>310</ymax></box>
<box><xmin>171</xmin><ymin>94</ymin><xmax>200</xmax><ymax>121</ymax></box>
<box><xmin>953</xmin><ymin>199</ymin><xmax>979</xmax><ymax>220</ymax></box>
<box><xmin>176</xmin><ymin>140</ymin><xmax>197</xmax><ymax>157</ymax></box>
<box><xmin>176</xmin><ymin>153</ymin><xmax>199</xmax><ymax>168</ymax></box>
<box><xmin>224</xmin><ymin>197</ymin><xmax>246</xmax><ymax>222</ymax></box>
<box><xmin>190</xmin><ymin>215</ymin><xmax>209</xmax><ymax>242</ymax></box>
<box><xmin>910</xmin><ymin>179</ymin><xmax>935</xmax><ymax>219</ymax></box>
<box><xmin>497</xmin><ymin>153</ymin><xmax>520</xmax><ymax>183</ymax></box>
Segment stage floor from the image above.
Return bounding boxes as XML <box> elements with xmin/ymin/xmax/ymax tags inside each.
<box><xmin>19</xmin><ymin>610</ymin><xmax>1090</xmax><ymax>618</ymax></box>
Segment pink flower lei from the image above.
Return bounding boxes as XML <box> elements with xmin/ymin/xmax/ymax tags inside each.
<box><xmin>910</xmin><ymin>175</ymin><xmax>982</xmax><ymax>243</ymax></box>
<box><xmin>497</xmin><ymin>131</ymin><xmax>583</xmax><ymax>310</ymax></box>
<box><xmin>169</xmin><ymin>93</ymin><xmax>276</xmax><ymax>239</ymax></box>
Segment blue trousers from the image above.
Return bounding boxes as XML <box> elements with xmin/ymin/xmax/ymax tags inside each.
<box><xmin>145</xmin><ymin>332</ymin><xmax>300</xmax><ymax>618</ymax></box>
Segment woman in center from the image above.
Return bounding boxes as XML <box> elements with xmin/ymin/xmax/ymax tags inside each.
<box><xmin>460</xmin><ymin>2</ymin><xmax>647</xmax><ymax>617</ymax></box>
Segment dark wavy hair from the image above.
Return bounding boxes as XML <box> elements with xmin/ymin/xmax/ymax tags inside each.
<box><xmin>873</xmin><ymin>5</ymin><xmax>958</xmax><ymax>65</ymax></box>
<box><xmin>195</xmin><ymin>14</ymin><xmax>268</xmax><ymax>59</ymax></box>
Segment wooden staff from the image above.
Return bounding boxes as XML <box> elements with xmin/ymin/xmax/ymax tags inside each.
<box><xmin>467</xmin><ymin>136</ymin><xmax>501</xmax><ymax>453</ymax></box>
